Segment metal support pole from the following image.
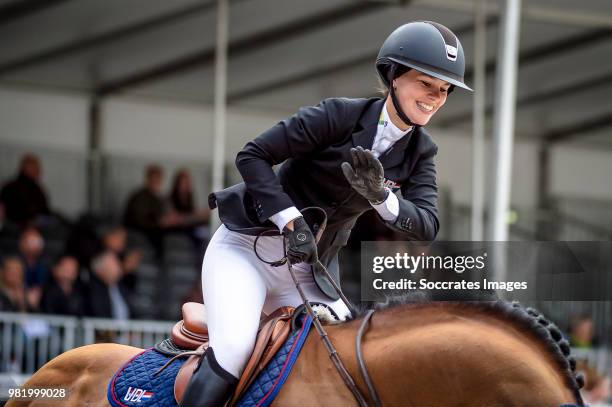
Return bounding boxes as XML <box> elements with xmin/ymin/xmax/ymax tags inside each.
<box><xmin>471</xmin><ymin>0</ymin><xmax>487</xmax><ymax>241</ymax></box>
<box><xmin>87</xmin><ymin>97</ymin><xmax>102</xmax><ymax>215</ymax></box>
<box><xmin>536</xmin><ymin>143</ymin><xmax>553</xmax><ymax>240</ymax></box>
<box><xmin>487</xmin><ymin>0</ymin><xmax>522</xmax><ymax>244</ymax></box>
<box><xmin>210</xmin><ymin>0</ymin><xmax>229</xmax><ymax>232</ymax></box>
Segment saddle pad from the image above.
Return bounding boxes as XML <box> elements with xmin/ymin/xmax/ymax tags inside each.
<box><xmin>107</xmin><ymin>348</ymin><xmax>187</xmax><ymax>407</ymax></box>
<box><xmin>235</xmin><ymin>314</ymin><xmax>313</xmax><ymax>407</ymax></box>
<box><xmin>107</xmin><ymin>314</ymin><xmax>312</xmax><ymax>407</ymax></box>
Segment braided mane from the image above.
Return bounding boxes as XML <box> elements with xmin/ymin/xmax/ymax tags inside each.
<box><xmin>357</xmin><ymin>295</ymin><xmax>585</xmax><ymax>406</ymax></box>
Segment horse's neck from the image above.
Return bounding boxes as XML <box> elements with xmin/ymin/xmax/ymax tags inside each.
<box><xmin>318</xmin><ymin>306</ymin><xmax>578</xmax><ymax>406</ymax></box>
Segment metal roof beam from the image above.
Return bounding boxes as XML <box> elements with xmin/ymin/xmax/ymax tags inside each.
<box><xmin>228</xmin><ymin>54</ymin><xmax>373</xmax><ymax>103</ymax></box>
<box><xmin>0</xmin><ymin>0</ymin><xmax>71</xmax><ymax>25</ymax></box>
<box><xmin>228</xmin><ymin>21</ymin><xmax>612</xmax><ymax>108</ymax></box>
<box><xmin>0</xmin><ymin>1</ymin><xmax>217</xmax><ymax>76</ymax></box>
<box><xmin>230</xmin><ymin>21</ymin><xmax>609</xmax><ymax>104</ymax></box>
<box><xmin>464</xmin><ymin>29</ymin><xmax>612</xmax><ymax>81</ymax></box>
<box><xmin>228</xmin><ymin>17</ymin><xmax>493</xmax><ymax>102</ymax></box>
<box><xmin>545</xmin><ymin>112</ymin><xmax>612</xmax><ymax>143</ymax></box>
<box><xmin>438</xmin><ymin>71</ymin><xmax>612</xmax><ymax>127</ymax></box>
<box><xmin>414</xmin><ymin>0</ymin><xmax>612</xmax><ymax>29</ymax></box>
<box><xmin>434</xmin><ymin>30</ymin><xmax>612</xmax><ymax>128</ymax></box>
<box><xmin>96</xmin><ymin>0</ymin><xmax>389</xmax><ymax>96</ymax></box>
<box><xmin>228</xmin><ymin>21</ymin><xmax>612</xmax><ymax>104</ymax></box>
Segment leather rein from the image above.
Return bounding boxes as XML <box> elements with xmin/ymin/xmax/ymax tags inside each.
<box><xmin>253</xmin><ymin>207</ymin><xmax>381</xmax><ymax>406</ymax></box>
<box><xmin>283</xmin><ymin>255</ymin><xmax>381</xmax><ymax>406</ymax></box>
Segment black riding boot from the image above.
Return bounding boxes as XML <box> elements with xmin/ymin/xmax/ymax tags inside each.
<box><xmin>180</xmin><ymin>348</ymin><xmax>238</xmax><ymax>407</ymax></box>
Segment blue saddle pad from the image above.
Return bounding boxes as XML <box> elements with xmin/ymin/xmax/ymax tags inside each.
<box><xmin>107</xmin><ymin>315</ymin><xmax>313</xmax><ymax>407</ymax></box>
<box><xmin>108</xmin><ymin>348</ymin><xmax>186</xmax><ymax>407</ymax></box>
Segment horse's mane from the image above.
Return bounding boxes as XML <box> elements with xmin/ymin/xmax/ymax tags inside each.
<box><xmin>355</xmin><ymin>293</ymin><xmax>585</xmax><ymax>406</ymax></box>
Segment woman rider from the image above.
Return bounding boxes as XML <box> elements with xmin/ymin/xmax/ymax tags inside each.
<box><xmin>181</xmin><ymin>21</ymin><xmax>472</xmax><ymax>407</ymax></box>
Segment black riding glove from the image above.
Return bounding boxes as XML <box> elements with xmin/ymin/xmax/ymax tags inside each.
<box><xmin>283</xmin><ymin>217</ymin><xmax>318</xmax><ymax>265</ymax></box>
<box><xmin>341</xmin><ymin>146</ymin><xmax>389</xmax><ymax>204</ymax></box>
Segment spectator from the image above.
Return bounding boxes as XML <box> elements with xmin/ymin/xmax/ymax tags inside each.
<box><xmin>0</xmin><ymin>201</ymin><xmax>5</xmax><ymax>232</ymax></box>
<box><xmin>169</xmin><ymin>169</ymin><xmax>209</xmax><ymax>221</ymax></box>
<box><xmin>0</xmin><ymin>256</ymin><xmax>27</xmax><ymax>312</ymax></box>
<box><xmin>40</xmin><ymin>255</ymin><xmax>83</xmax><ymax>316</ymax></box>
<box><xmin>18</xmin><ymin>227</ymin><xmax>49</xmax><ymax>310</ymax></box>
<box><xmin>101</xmin><ymin>225</ymin><xmax>142</xmax><ymax>293</ymax></box>
<box><xmin>85</xmin><ymin>251</ymin><xmax>131</xmax><ymax>319</ymax></box>
<box><xmin>64</xmin><ymin>214</ymin><xmax>104</xmax><ymax>270</ymax></box>
<box><xmin>569</xmin><ymin>315</ymin><xmax>599</xmax><ymax>348</ymax></box>
<box><xmin>169</xmin><ymin>169</ymin><xmax>195</xmax><ymax>216</ymax></box>
<box><xmin>0</xmin><ymin>153</ymin><xmax>50</xmax><ymax>228</ymax></box>
<box><xmin>123</xmin><ymin>165</ymin><xmax>180</xmax><ymax>254</ymax></box>
<box><xmin>167</xmin><ymin>169</ymin><xmax>210</xmax><ymax>247</ymax></box>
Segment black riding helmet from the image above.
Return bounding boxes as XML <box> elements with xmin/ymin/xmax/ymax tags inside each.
<box><xmin>376</xmin><ymin>21</ymin><xmax>472</xmax><ymax>126</ymax></box>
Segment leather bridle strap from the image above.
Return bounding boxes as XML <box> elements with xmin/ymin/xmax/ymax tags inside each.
<box><xmin>356</xmin><ymin>309</ymin><xmax>381</xmax><ymax>407</ymax></box>
<box><xmin>284</xmin><ymin>250</ymin><xmax>369</xmax><ymax>407</ymax></box>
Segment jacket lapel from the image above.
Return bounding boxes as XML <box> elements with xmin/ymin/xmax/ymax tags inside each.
<box><xmin>351</xmin><ymin>99</ymin><xmax>384</xmax><ymax>149</ymax></box>
<box><xmin>378</xmin><ymin>127</ymin><xmax>415</xmax><ymax>169</ymax></box>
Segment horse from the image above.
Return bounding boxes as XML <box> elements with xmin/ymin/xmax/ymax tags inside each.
<box><xmin>6</xmin><ymin>300</ymin><xmax>584</xmax><ymax>406</ymax></box>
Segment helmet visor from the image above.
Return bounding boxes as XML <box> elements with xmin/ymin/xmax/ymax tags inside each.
<box><xmin>388</xmin><ymin>56</ymin><xmax>473</xmax><ymax>92</ymax></box>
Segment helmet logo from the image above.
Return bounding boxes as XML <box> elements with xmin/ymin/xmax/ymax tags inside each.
<box><xmin>445</xmin><ymin>44</ymin><xmax>457</xmax><ymax>62</ymax></box>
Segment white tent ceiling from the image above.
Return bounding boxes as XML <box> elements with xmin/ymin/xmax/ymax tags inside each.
<box><xmin>1</xmin><ymin>0</ymin><xmax>611</xmax><ymax>147</ymax></box>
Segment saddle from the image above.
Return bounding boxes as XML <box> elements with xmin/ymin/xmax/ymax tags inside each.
<box><xmin>172</xmin><ymin>302</ymin><xmax>295</xmax><ymax>406</ymax></box>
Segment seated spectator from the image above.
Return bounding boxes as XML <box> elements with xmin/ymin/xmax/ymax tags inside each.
<box><xmin>0</xmin><ymin>153</ymin><xmax>50</xmax><ymax>228</ymax></box>
<box><xmin>0</xmin><ymin>201</ymin><xmax>4</xmax><ymax>232</ymax></box>
<box><xmin>569</xmin><ymin>315</ymin><xmax>599</xmax><ymax>348</ymax></box>
<box><xmin>168</xmin><ymin>169</ymin><xmax>209</xmax><ymax>225</ymax></box>
<box><xmin>18</xmin><ymin>227</ymin><xmax>49</xmax><ymax>310</ymax></box>
<box><xmin>85</xmin><ymin>251</ymin><xmax>131</xmax><ymax>320</ymax></box>
<box><xmin>123</xmin><ymin>165</ymin><xmax>180</xmax><ymax>254</ymax></box>
<box><xmin>100</xmin><ymin>225</ymin><xmax>142</xmax><ymax>293</ymax></box>
<box><xmin>167</xmin><ymin>169</ymin><xmax>210</xmax><ymax>249</ymax></box>
<box><xmin>0</xmin><ymin>256</ymin><xmax>27</xmax><ymax>312</ymax></box>
<box><xmin>64</xmin><ymin>214</ymin><xmax>104</xmax><ymax>270</ymax></box>
<box><xmin>40</xmin><ymin>255</ymin><xmax>83</xmax><ymax>316</ymax></box>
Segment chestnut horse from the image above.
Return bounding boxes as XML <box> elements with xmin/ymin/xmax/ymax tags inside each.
<box><xmin>7</xmin><ymin>301</ymin><xmax>584</xmax><ymax>406</ymax></box>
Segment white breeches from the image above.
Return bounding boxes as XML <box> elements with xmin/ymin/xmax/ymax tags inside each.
<box><xmin>201</xmin><ymin>224</ymin><xmax>351</xmax><ymax>378</ymax></box>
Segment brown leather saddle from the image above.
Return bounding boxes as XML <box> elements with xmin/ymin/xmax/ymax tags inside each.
<box><xmin>172</xmin><ymin>302</ymin><xmax>295</xmax><ymax>406</ymax></box>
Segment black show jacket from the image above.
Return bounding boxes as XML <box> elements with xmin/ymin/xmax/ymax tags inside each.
<box><xmin>209</xmin><ymin>97</ymin><xmax>439</xmax><ymax>299</ymax></box>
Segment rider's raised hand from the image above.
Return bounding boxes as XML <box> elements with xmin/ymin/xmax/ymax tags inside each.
<box><xmin>283</xmin><ymin>217</ymin><xmax>318</xmax><ymax>265</ymax></box>
<box><xmin>341</xmin><ymin>146</ymin><xmax>389</xmax><ymax>204</ymax></box>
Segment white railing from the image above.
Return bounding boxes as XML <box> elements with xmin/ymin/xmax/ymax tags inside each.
<box><xmin>81</xmin><ymin>317</ymin><xmax>173</xmax><ymax>349</ymax></box>
<box><xmin>0</xmin><ymin>312</ymin><xmax>77</xmax><ymax>374</ymax></box>
<box><xmin>0</xmin><ymin>312</ymin><xmax>173</xmax><ymax>375</ymax></box>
